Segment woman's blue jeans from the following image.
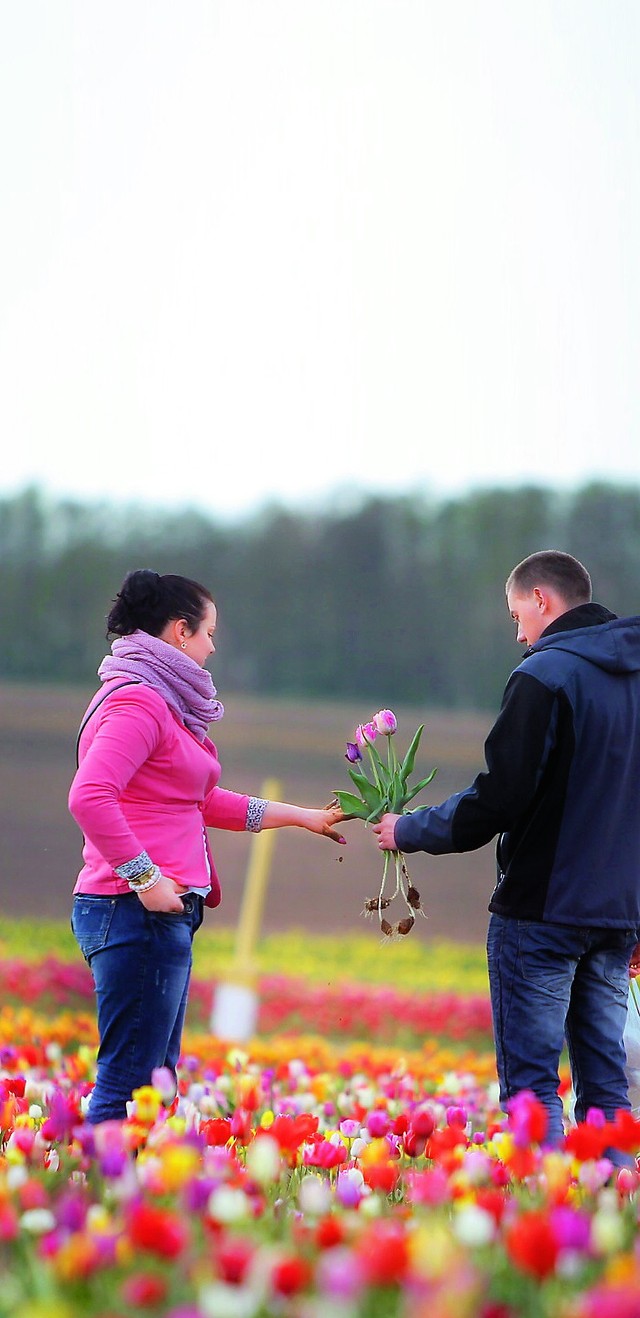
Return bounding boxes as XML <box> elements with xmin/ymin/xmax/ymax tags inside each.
<box><xmin>71</xmin><ymin>892</ymin><xmax>204</xmax><ymax>1124</ymax></box>
<box><xmin>487</xmin><ymin>914</ymin><xmax>638</xmax><ymax>1162</ymax></box>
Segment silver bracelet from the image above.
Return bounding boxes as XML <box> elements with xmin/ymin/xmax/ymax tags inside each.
<box><xmin>127</xmin><ymin>864</ymin><xmax>162</xmax><ymax>893</ymax></box>
<box><xmin>246</xmin><ymin>797</ymin><xmax>269</xmax><ymax>833</ymax></box>
<box><xmin>115</xmin><ymin>851</ymin><xmax>154</xmax><ymax>882</ymax></box>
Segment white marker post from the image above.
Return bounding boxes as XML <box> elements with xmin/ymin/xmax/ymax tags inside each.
<box><xmin>210</xmin><ymin>778</ymin><xmax>280</xmax><ymax>1043</ymax></box>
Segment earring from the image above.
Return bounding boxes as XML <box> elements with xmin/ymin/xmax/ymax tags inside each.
<box><xmin>181</xmin><ymin>641</ymin><xmax>187</xmax><ymax>649</ymax></box>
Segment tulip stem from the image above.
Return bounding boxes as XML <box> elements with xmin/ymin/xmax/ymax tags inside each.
<box><xmin>365</xmin><ymin>742</ymin><xmax>383</xmax><ymax>797</ymax></box>
<box><xmin>377</xmin><ymin>850</ymin><xmax>391</xmax><ymax>923</ymax></box>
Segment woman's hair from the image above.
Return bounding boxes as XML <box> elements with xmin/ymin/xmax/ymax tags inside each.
<box><xmin>505</xmin><ymin>551</ymin><xmax>592</xmax><ymax>607</ymax></box>
<box><xmin>107</xmin><ymin>569</ymin><xmax>213</xmax><ymax>638</ymax></box>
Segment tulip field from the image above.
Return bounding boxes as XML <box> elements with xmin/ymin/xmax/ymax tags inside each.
<box><xmin>2</xmin><ymin>920</ymin><xmax>640</xmax><ymax>1318</ymax></box>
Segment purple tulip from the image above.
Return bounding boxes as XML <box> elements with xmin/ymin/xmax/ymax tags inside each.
<box><xmin>41</xmin><ymin>1090</ymin><xmax>77</xmax><ymax>1142</ymax></box>
<box><xmin>100</xmin><ymin>1149</ymin><xmax>128</xmax><ymax>1178</ymax></box>
<box><xmin>550</xmin><ymin>1205</ymin><xmax>591</xmax><ymax>1253</ymax></box>
<box><xmin>345</xmin><ymin>741</ymin><xmax>363</xmax><ymax>763</ymax></box>
<box><xmin>317</xmin><ymin>1247</ymin><xmax>365</xmax><ymax>1299</ymax></box>
<box><xmin>336</xmin><ymin>1169</ymin><xmax>365</xmax><ymax>1207</ymax></box>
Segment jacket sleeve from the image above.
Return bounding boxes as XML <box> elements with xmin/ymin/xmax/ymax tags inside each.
<box><xmin>68</xmin><ymin>687</ymin><xmax>166</xmax><ymax>867</ymax></box>
<box><xmin>394</xmin><ymin>670</ymin><xmax>558</xmax><ymax>855</ymax></box>
<box><xmin>202</xmin><ymin>786</ymin><xmax>250</xmax><ymax>831</ymax></box>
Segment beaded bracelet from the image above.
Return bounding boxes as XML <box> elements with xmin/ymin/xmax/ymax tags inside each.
<box><xmin>127</xmin><ymin>864</ymin><xmax>162</xmax><ymax>893</ymax></box>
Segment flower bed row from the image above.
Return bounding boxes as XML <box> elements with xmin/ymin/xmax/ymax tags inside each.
<box><xmin>0</xmin><ymin>957</ymin><xmax>493</xmax><ymax>1046</ymax></box>
<box><xmin>0</xmin><ymin>921</ymin><xmax>491</xmax><ymax>995</ymax></box>
<box><xmin>1</xmin><ymin>1013</ymin><xmax>639</xmax><ymax>1318</ymax></box>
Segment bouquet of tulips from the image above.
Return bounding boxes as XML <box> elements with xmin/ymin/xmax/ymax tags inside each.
<box><xmin>334</xmin><ymin>710</ymin><xmax>437</xmax><ymax>939</ymax></box>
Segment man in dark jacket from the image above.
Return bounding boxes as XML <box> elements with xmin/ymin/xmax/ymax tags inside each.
<box><xmin>374</xmin><ymin>550</ymin><xmax>640</xmax><ymax>1161</ymax></box>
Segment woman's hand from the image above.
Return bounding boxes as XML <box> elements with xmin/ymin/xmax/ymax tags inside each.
<box><xmin>299</xmin><ymin>802</ymin><xmax>347</xmax><ymax>844</ymax></box>
<box><xmin>259</xmin><ymin>799</ymin><xmax>346</xmax><ymax>843</ymax></box>
<box><xmin>136</xmin><ymin>873</ymin><xmax>186</xmax><ymax>913</ymax></box>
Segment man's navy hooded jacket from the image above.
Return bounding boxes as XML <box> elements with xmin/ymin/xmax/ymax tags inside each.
<box><xmin>395</xmin><ymin>605</ymin><xmax>640</xmax><ymax>928</ymax></box>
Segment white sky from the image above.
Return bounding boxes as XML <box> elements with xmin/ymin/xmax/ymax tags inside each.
<box><xmin>1</xmin><ymin>1</ymin><xmax>639</xmax><ymax>520</ymax></box>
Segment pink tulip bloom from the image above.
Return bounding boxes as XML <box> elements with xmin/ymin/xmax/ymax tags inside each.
<box><xmin>151</xmin><ymin>1067</ymin><xmax>178</xmax><ymax>1105</ymax></box>
<box><xmin>616</xmin><ymin>1166</ymin><xmax>639</xmax><ymax>1195</ymax></box>
<box><xmin>373</xmin><ymin>709</ymin><xmax>398</xmax><ymax>736</ymax></box>
<box><xmin>304</xmin><ymin>1139</ymin><xmax>348</xmax><ymax>1169</ymax></box>
<box><xmin>355</xmin><ymin>722</ymin><xmax>377</xmax><ymax>749</ymax></box>
<box><xmin>446</xmin><ymin>1105</ymin><xmax>468</xmax><ymax>1129</ymax></box>
<box><xmin>339</xmin><ymin>1119</ymin><xmax>361</xmax><ymax>1139</ymax></box>
<box><xmin>366</xmin><ymin>1110</ymin><xmax>391</xmax><ymax>1139</ymax></box>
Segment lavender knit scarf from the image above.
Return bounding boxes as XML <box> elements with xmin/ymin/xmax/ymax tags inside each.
<box><xmin>98</xmin><ymin>630</ymin><xmax>224</xmax><ymax>741</ymax></box>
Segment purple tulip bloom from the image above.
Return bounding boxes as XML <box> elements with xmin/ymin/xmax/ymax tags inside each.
<box><xmin>100</xmin><ymin>1148</ymin><xmax>128</xmax><ymax>1178</ymax></box>
<box><xmin>336</xmin><ymin>1169</ymin><xmax>365</xmax><ymax>1207</ymax></box>
<box><xmin>345</xmin><ymin>741</ymin><xmax>363</xmax><ymax>763</ymax></box>
<box><xmin>55</xmin><ymin>1189</ymin><xmax>88</xmax><ymax>1233</ymax></box>
<box><xmin>317</xmin><ymin>1247</ymin><xmax>365</xmax><ymax>1299</ymax></box>
<box><xmin>550</xmin><ymin>1205</ymin><xmax>591</xmax><ymax>1253</ymax></box>
<box><xmin>40</xmin><ymin>1089</ymin><xmax>77</xmax><ymax>1143</ymax></box>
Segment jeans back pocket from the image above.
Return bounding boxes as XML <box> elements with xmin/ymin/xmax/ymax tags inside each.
<box><xmin>71</xmin><ymin>895</ymin><xmax>117</xmax><ymax>962</ymax></box>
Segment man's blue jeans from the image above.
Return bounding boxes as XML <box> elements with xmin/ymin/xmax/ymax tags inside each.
<box><xmin>487</xmin><ymin>914</ymin><xmax>637</xmax><ymax>1155</ymax></box>
<box><xmin>72</xmin><ymin>892</ymin><xmax>204</xmax><ymax>1124</ymax></box>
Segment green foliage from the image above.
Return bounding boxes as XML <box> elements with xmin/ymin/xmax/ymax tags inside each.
<box><xmin>336</xmin><ymin>723</ymin><xmax>437</xmax><ymax>822</ymax></box>
<box><xmin>0</xmin><ymin>918</ymin><xmax>490</xmax><ymax>994</ymax></box>
<box><xmin>2</xmin><ymin>482</ymin><xmax>640</xmax><ymax>708</ymax></box>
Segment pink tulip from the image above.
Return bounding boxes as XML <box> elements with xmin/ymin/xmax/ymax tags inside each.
<box><xmin>355</xmin><ymin>722</ymin><xmax>377</xmax><ymax>749</ymax></box>
<box><xmin>373</xmin><ymin>709</ymin><xmax>398</xmax><ymax>736</ymax></box>
<box><xmin>616</xmin><ymin>1166</ymin><xmax>638</xmax><ymax>1196</ymax></box>
<box><xmin>366</xmin><ymin>1110</ymin><xmax>391</xmax><ymax>1139</ymax></box>
<box><xmin>304</xmin><ymin>1139</ymin><xmax>348</xmax><ymax>1169</ymax></box>
<box><xmin>151</xmin><ymin>1067</ymin><xmax>178</xmax><ymax>1105</ymax></box>
<box><xmin>446</xmin><ymin>1105</ymin><xmax>468</xmax><ymax>1129</ymax></box>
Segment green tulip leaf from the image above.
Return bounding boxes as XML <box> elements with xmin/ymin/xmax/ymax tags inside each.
<box><xmin>402</xmin><ymin>767</ymin><xmax>438</xmax><ymax>805</ymax></box>
<box><xmin>399</xmin><ymin>724</ymin><xmax>425</xmax><ymax>785</ymax></box>
<box><xmin>347</xmin><ymin>768</ymin><xmax>383</xmax><ymax>812</ymax></box>
<box><xmin>333</xmin><ymin>790</ymin><xmax>371</xmax><ymax>820</ymax></box>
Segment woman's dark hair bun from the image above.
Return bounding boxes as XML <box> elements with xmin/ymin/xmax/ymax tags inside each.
<box><xmin>107</xmin><ymin>569</ymin><xmax>164</xmax><ymax>636</ymax></box>
<box><xmin>106</xmin><ymin>569</ymin><xmax>213</xmax><ymax>638</ymax></box>
<box><xmin>119</xmin><ymin>569</ymin><xmax>162</xmax><ymax>611</ymax></box>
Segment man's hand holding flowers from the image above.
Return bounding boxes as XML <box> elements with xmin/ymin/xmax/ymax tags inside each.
<box><xmin>373</xmin><ymin>813</ymin><xmax>401</xmax><ymax>850</ymax></box>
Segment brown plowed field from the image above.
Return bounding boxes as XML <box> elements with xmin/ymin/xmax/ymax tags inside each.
<box><xmin>0</xmin><ymin>682</ymin><xmax>496</xmax><ymax>943</ymax></box>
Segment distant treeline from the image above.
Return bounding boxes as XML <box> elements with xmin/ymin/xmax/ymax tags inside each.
<box><xmin>2</xmin><ymin>483</ymin><xmax>640</xmax><ymax>710</ymax></box>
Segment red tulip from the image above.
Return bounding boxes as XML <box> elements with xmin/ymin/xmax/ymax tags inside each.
<box><xmin>121</xmin><ymin>1274</ymin><xmax>168</xmax><ymax>1306</ymax></box>
<box><xmin>505</xmin><ymin>1210</ymin><xmax>558</xmax><ymax>1279</ymax></box>
<box><xmin>357</xmin><ymin>1223</ymin><xmax>409</xmax><ymax>1285</ymax></box>
<box><xmin>127</xmin><ymin>1203</ymin><xmax>188</xmax><ymax>1259</ymax></box>
<box><xmin>216</xmin><ymin>1235</ymin><xmax>255</xmax><ymax>1284</ymax></box>
<box><xmin>271</xmin><ymin>1255</ymin><xmax>312</xmax><ymax>1296</ymax></box>
<box><xmin>201</xmin><ymin>1117</ymin><xmax>232</xmax><ymax>1146</ymax></box>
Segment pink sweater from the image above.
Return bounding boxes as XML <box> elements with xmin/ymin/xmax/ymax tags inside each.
<box><xmin>69</xmin><ymin>682</ymin><xmax>249</xmax><ymax>908</ymax></box>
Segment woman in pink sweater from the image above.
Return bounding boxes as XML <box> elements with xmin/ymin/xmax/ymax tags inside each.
<box><xmin>69</xmin><ymin>568</ymin><xmax>345</xmax><ymax>1124</ymax></box>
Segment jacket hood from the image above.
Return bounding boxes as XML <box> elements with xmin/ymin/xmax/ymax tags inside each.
<box><xmin>530</xmin><ymin>610</ymin><xmax>640</xmax><ymax>675</ymax></box>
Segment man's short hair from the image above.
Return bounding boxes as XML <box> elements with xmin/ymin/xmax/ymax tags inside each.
<box><xmin>506</xmin><ymin>551</ymin><xmax>592</xmax><ymax>606</ymax></box>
